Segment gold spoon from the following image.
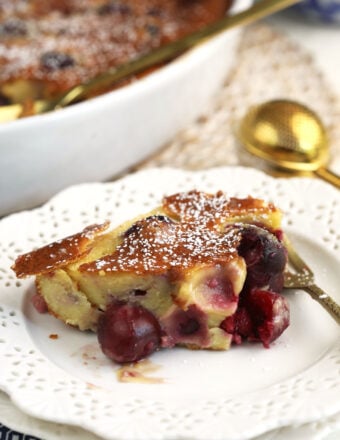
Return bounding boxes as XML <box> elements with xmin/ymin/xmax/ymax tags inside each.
<box><xmin>238</xmin><ymin>99</ymin><xmax>340</xmax><ymax>188</ymax></box>
<box><xmin>0</xmin><ymin>0</ymin><xmax>300</xmax><ymax>123</ymax></box>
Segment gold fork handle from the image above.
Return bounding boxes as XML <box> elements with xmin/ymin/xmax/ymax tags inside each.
<box><xmin>283</xmin><ymin>236</ymin><xmax>314</xmax><ymax>276</ymax></box>
<box><xmin>304</xmin><ymin>283</ymin><xmax>340</xmax><ymax>325</ymax></box>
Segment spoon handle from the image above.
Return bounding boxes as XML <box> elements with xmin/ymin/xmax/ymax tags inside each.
<box><xmin>315</xmin><ymin>167</ymin><xmax>340</xmax><ymax>189</ymax></box>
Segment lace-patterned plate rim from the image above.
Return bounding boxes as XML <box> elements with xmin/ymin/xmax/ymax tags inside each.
<box><xmin>0</xmin><ymin>167</ymin><xmax>339</xmax><ymax>440</ymax></box>
<box><xmin>0</xmin><ymin>391</ymin><xmax>340</xmax><ymax>440</ymax></box>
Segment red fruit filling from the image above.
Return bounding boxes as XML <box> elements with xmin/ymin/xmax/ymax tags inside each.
<box><xmin>222</xmin><ymin>307</ymin><xmax>253</xmax><ymax>345</ymax></box>
<box><xmin>221</xmin><ymin>289</ymin><xmax>290</xmax><ymax>348</ymax></box>
<box><xmin>204</xmin><ymin>276</ymin><xmax>237</xmax><ymax>310</ymax></box>
<box><xmin>97</xmin><ymin>224</ymin><xmax>289</xmax><ymax>363</ymax></box>
<box><xmin>31</xmin><ymin>293</ymin><xmax>48</xmax><ymax>313</ymax></box>
<box><xmin>161</xmin><ymin>305</ymin><xmax>209</xmax><ymax>348</ymax></box>
<box><xmin>246</xmin><ymin>289</ymin><xmax>290</xmax><ymax>348</ymax></box>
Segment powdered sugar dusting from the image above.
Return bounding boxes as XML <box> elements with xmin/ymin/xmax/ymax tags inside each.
<box><xmin>80</xmin><ymin>191</ymin><xmax>274</xmax><ymax>276</ymax></box>
<box><xmin>81</xmin><ymin>218</ymin><xmax>240</xmax><ymax>275</ymax></box>
<box><xmin>164</xmin><ymin>190</ymin><xmax>276</xmax><ymax>225</ymax></box>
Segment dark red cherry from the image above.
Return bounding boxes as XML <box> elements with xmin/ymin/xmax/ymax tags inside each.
<box><xmin>124</xmin><ymin>215</ymin><xmax>175</xmax><ymax>238</ymax></box>
<box><xmin>145</xmin><ymin>24</ymin><xmax>160</xmax><ymax>36</ymax></box>
<box><xmin>97</xmin><ymin>2</ymin><xmax>131</xmax><ymax>15</ymax></box>
<box><xmin>97</xmin><ymin>302</ymin><xmax>161</xmax><ymax>363</ymax></box>
<box><xmin>147</xmin><ymin>7</ymin><xmax>164</xmax><ymax>17</ymax></box>
<box><xmin>40</xmin><ymin>51</ymin><xmax>75</xmax><ymax>71</ymax></box>
<box><xmin>232</xmin><ymin>224</ymin><xmax>287</xmax><ymax>293</ymax></box>
<box><xmin>0</xmin><ymin>19</ymin><xmax>27</xmax><ymax>37</ymax></box>
<box><xmin>221</xmin><ymin>307</ymin><xmax>253</xmax><ymax>345</ymax></box>
<box><xmin>221</xmin><ymin>290</ymin><xmax>289</xmax><ymax>347</ymax></box>
<box><xmin>0</xmin><ymin>93</ymin><xmax>10</xmax><ymax>106</ymax></box>
<box><xmin>245</xmin><ymin>289</ymin><xmax>290</xmax><ymax>348</ymax></box>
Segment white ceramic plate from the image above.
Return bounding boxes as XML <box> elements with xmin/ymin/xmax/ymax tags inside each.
<box><xmin>0</xmin><ymin>167</ymin><xmax>339</xmax><ymax>440</ymax></box>
<box><xmin>1</xmin><ymin>391</ymin><xmax>340</xmax><ymax>440</ymax></box>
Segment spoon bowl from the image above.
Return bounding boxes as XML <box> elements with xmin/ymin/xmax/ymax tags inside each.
<box><xmin>239</xmin><ymin>99</ymin><xmax>340</xmax><ymax>188</ymax></box>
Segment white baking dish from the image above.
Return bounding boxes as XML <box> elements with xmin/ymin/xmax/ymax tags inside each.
<box><xmin>0</xmin><ymin>0</ymin><xmax>251</xmax><ymax>216</ymax></box>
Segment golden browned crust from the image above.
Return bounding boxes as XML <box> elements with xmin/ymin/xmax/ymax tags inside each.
<box><xmin>12</xmin><ymin>221</ymin><xmax>110</xmax><ymax>278</ymax></box>
<box><xmin>13</xmin><ymin>192</ymin><xmax>281</xmax><ymax>279</ymax></box>
<box><xmin>163</xmin><ymin>190</ymin><xmax>278</xmax><ymax>223</ymax></box>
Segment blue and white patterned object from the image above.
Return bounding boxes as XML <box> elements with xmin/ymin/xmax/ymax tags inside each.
<box><xmin>0</xmin><ymin>423</ymin><xmax>39</xmax><ymax>440</ymax></box>
<box><xmin>295</xmin><ymin>0</ymin><xmax>340</xmax><ymax>23</ymax></box>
